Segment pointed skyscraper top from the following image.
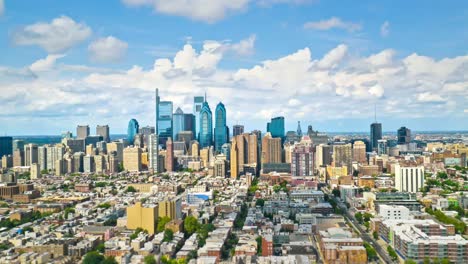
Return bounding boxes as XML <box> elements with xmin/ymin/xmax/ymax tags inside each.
<box><xmin>204</xmin><ymin>90</ymin><xmax>207</xmax><ymax>103</ymax></box>
<box><xmin>297</xmin><ymin>121</ymin><xmax>302</xmax><ymax>137</ymax></box>
<box><xmin>175</xmin><ymin>107</ymin><xmax>183</xmax><ymax>114</ymax></box>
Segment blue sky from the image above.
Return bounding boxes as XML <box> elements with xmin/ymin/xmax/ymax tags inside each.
<box><xmin>0</xmin><ymin>0</ymin><xmax>467</xmax><ymax>135</ymax></box>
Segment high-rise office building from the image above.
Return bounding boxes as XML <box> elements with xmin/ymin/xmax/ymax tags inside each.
<box><xmin>107</xmin><ymin>142</ymin><xmax>123</xmax><ymax>163</ymax></box>
<box><xmin>291</xmin><ymin>136</ymin><xmax>314</xmax><ymax>177</ymax></box>
<box><xmin>267</xmin><ymin>116</ymin><xmax>285</xmax><ymax>141</ymax></box>
<box><xmin>73</xmin><ymin>152</ymin><xmax>84</xmax><ymax>173</ymax></box>
<box><xmin>315</xmin><ymin>144</ymin><xmax>331</xmax><ymax>169</ymax></box>
<box><xmin>61</xmin><ymin>131</ymin><xmax>73</xmax><ymax>139</ymax></box>
<box><xmin>155</xmin><ymin>89</ymin><xmax>173</xmax><ymax>147</ymax></box>
<box><xmin>370</xmin><ymin>123</ymin><xmax>382</xmax><ymax>151</ymax></box>
<box><xmin>46</xmin><ymin>144</ymin><xmax>64</xmax><ymax>170</ymax></box>
<box><xmin>191</xmin><ymin>141</ymin><xmax>199</xmax><ymax>157</ymax></box>
<box><xmin>377</xmin><ymin>139</ymin><xmax>388</xmax><ymax>155</ymax></box>
<box><xmin>230</xmin><ymin>140</ymin><xmax>238</xmax><ymax>178</ymax></box>
<box><xmin>173</xmin><ymin>107</ymin><xmax>185</xmax><ymax>139</ymax></box>
<box><xmin>12</xmin><ymin>140</ymin><xmax>24</xmax><ymax>152</ymax></box>
<box><xmin>85</xmin><ymin>135</ymin><xmax>104</xmax><ymax>148</ymax></box>
<box><xmin>214</xmin><ymin>102</ymin><xmax>229</xmax><ymax>153</ymax></box>
<box><xmin>0</xmin><ymin>137</ymin><xmax>13</xmax><ymax>158</ymax></box>
<box><xmin>233</xmin><ymin>125</ymin><xmax>244</xmax><ymax>137</ymax></box>
<box><xmin>184</xmin><ymin>113</ymin><xmax>196</xmax><ymax>137</ymax></box>
<box><xmin>193</xmin><ymin>95</ymin><xmax>205</xmax><ymax>140</ymax></box>
<box><xmin>123</xmin><ymin>147</ymin><xmax>142</xmax><ymax>172</ymax></box>
<box><xmin>77</xmin><ymin>125</ymin><xmax>90</xmax><ymax>140</ymax></box>
<box><xmin>166</xmin><ymin>137</ymin><xmax>174</xmax><ymax>172</ymax></box>
<box><xmin>231</xmin><ymin>133</ymin><xmax>258</xmax><ymax>176</ymax></box>
<box><xmin>221</xmin><ymin>143</ymin><xmax>231</xmax><ymax>160</ymax></box>
<box><xmin>353</xmin><ymin>141</ymin><xmax>367</xmax><ymax>164</ymax></box>
<box><xmin>261</xmin><ymin>132</ymin><xmax>282</xmax><ymax>166</ymax></box>
<box><xmin>199</xmin><ymin>101</ymin><xmax>213</xmax><ymax>148</ymax></box>
<box><xmin>148</xmin><ymin>134</ymin><xmax>159</xmax><ymax>172</ymax></box>
<box><xmin>394</xmin><ymin>164</ymin><xmax>425</xmax><ymax>193</ymax></box>
<box><xmin>397</xmin><ymin>127</ymin><xmax>411</xmax><ymax>145</ymax></box>
<box><xmin>127</xmin><ymin>119</ymin><xmax>139</xmax><ymax>144</ymax></box>
<box><xmin>24</xmin><ymin>144</ymin><xmax>38</xmax><ymax>167</ymax></box>
<box><xmin>333</xmin><ymin>143</ymin><xmax>353</xmax><ymax>173</ymax></box>
<box><xmin>38</xmin><ymin>146</ymin><xmax>47</xmax><ymax>171</ymax></box>
<box><xmin>96</xmin><ymin>125</ymin><xmax>110</xmax><ymax>142</ymax></box>
<box><xmin>13</xmin><ymin>149</ymin><xmax>24</xmax><ymax>167</ymax></box>
<box><xmin>177</xmin><ymin>131</ymin><xmax>193</xmax><ymax>154</ymax></box>
<box><xmin>140</xmin><ymin>126</ymin><xmax>155</xmax><ymax>147</ymax></box>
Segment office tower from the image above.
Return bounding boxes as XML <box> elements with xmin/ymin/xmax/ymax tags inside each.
<box><xmin>173</xmin><ymin>107</ymin><xmax>185</xmax><ymax>139</ymax></box>
<box><xmin>127</xmin><ymin>119</ymin><xmax>139</xmax><ymax>144</ymax></box>
<box><xmin>333</xmin><ymin>143</ymin><xmax>353</xmax><ymax>173</ymax></box>
<box><xmin>123</xmin><ymin>147</ymin><xmax>142</xmax><ymax>172</ymax></box>
<box><xmin>30</xmin><ymin>163</ymin><xmax>41</xmax><ymax>180</ymax></box>
<box><xmin>166</xmin><ymin>137</ymin><xmax>174</xmax><ymax>172</ymax></box>
<box><xmin>133</xmin><ymin>133</ymin><xmax>144</xmax><ymax>148</ymax></box>
<box><xmin>233</xmin><ymin>135</ymin><xmax>245</xmax><ymax>176</ymax></box>
<box><xmin>252</xmin><ymin>130</ymin><xmax>262</xmax><ymax>143</ymax></box>
<box><xmin>73</xmin><ymin>152</ymin><xmax>84</xmax><ymax>173</ymax></box>
<box><xmin>85</xmin><ymin>135</ymin><xmax>103</xmax><ymax>148</ymax></box>
<box><xmin>200</xmin><ymin>148</ymin><xmax>209</xmax><ymax>168</ymax></box>
<box><xmin>13</xmin><ymin>150</ymin><xmax>24</xmax><ymax>167</ymax></box>
<box><xmin>230</xmin><ymin>140</ymin><xmax>238</xmax><ymax>178</ymax></box>
<box><xmin>0</xmin><ymin>137</ymin><xmax>13</xmax><ymax>158</ymax></box>
<box><xmin>173</xmin><ymin>141</ymin><xmax>186</xmax><ymax>156</ymax></box>
<box><xmin>96</xmin><ymin>141</ymin><xmax>107</xmax><ymax>154</ymax></box>
<box><xmin>1</xmin><ymin>155</ymin><xmax>12</xmax><ymax>168</ymax></box>
<box><xmin>94</xmin><ymin>155</ymin><xmax>105</xmax><ymax>174</ymax></box>
<box><xmin>285</xmin><ymin>131</ymin><xmax>298</xmax><ymax>143</ymax></box>
<box><xmin>63</xmin><ymin>138</ymin><xmax>85</xmax><ymax>153</ymax></box>
<box><xmin>38</xmin><ymin>146</ymin><xmax>47</xmax><ymax>171</ymax></box>
<box><xmin>140</xmin><ymin>126</ymin><xmax>155</xmax><ymax>147</ymax></box>
<box><xmin>297</xmin><ymin>121</ymin><xmax>302</xmax><ymax>137</ymax></box>
<box><xmin>61</xmin><ymin>131</ymin><xmax>73</xmax><ymax>139</ymax></box>
<box><xmin>370</xmin><ymin>123</ymin><xmax>382</xmax><ymax>151</ymax></box>
<box><xmin>156</xmin><ymin>89</ymin><xmax>173</xmax><ymax>147</ymax></box>
<box><xmin>267</xmin><ymin>116</ymin><xmax>285</xmax><ymax>141</ymax></box>
<box><xmin>247</xmin><ymin>133</ymin><xmax>258</xmax><ymax>165</ymax></box>
<box><xmin>184</xmin><ymin>113</ymin><xmax>196</xmax><ymax>137</ymax></box>
<box><xmin>199</xmin><ymin>101</ymin><xmax>213</xmax><ymax>148</ymax></box>
<box><xmin>291</xmin><ymin>137</ymin><xmax>314</xmax><ymax>176</ymax></box>
<box><xmin>77</xmin><ymin>125</ymin><xmax>90</xmax><ymax>139</ymax></box>
<box><xmin>158</xmin><ymin>197</ymin><xmax>182</xmax><ymax>220</ymax></box>
<box><xmin>353</xmin><ymin>141</ymin><xmax>367</xmax><ymax>164</ymax></box>
<box><xmin>394</xmin><ymin>164</ymin><xmax>425</xmax><ymax>193</ymax></box>
<box><xmin>221</xmin><ymin>143</ymin><xmax>231</xmax><ymax>160</ymax></box>
<box><xmin>193</xmin><ymin>95</ymin><xmax>205</xmax><ymax>140</ymax></box>
<box><xmin>214</xmin><ymin>102</ymin><xmax>229</xmax><ymax>153</ymax></box>
<box><xmin>107</xmin><ymin>142</ymin><xmax>123</xmax><ymax>163</ymax></box>
<box><xmin>315</xmin><ymin>144</ymin><xmax>331</xmax><ymax>169</ymax></box>
<box><xmin>377</xmin><ymin>139</ymin><xmax>388</xmax><ymax>155</ymax></box>
<box><xmin>233</xmin><ymin>125</ymin><xmax>244</xmax><ymax>137</ymax></box>
<box><xmin>214</xmin><ymin>159</ymin><xmax>227</xmax><ymax>177</ymax></box>
<box><xmin>24</xmin><ymin>144</ymin><xmax>38</xmax><ymax>166</ymax></box>
<box><xmin>191</xmin><ymin>141</ymin><xmax>199</xmax><ymax>157</ymax></box>
<box><xmin>261</xmin><ymin>132</ymin><xmax>282</xmax><ymax>166</ymax></box>
<box><xmin>96</xmin><ymin>125</ymin><xmax>110</xmax><ymax>142</ymax></box>
<box><xmin>148</xmin><ymin>134</ymin><xmax>159</xmax><ymax>172</ymax></box>
<box><xmin>12</xmin><ymin>139</ymin><xmax>24</xmax><ymax>152</ymax></box>
<box><xmin>108</xmin><ymin>152</ymin><xmax>119</xmax><ymax>173</ymax></box>
<box><xmin>83</xmin><ymin>155</ymin><xmax>95</xmax><ymax>173</ymax></box>
<box><xmin>127</xmin><ymin>202</ymin><xmax>158</xmax><ymax>235</ymax></box>
<box><xmin>177</xmin><ymin>131</ymin><xmax>193</xmax><ymax>154</ymax></box>
<box><xmin>231</xmin><ymin>133</ymin><xmax>258</xmax><ymax>176</ymax></box>
<box><xmin>45</xmin><ymin>145</ymin><xmax>64</xmax><ymax>170</ymax></box>
<box><xmin>397</xmin><ymin>127</ymin><xmax>411</xmax><ymax>144</ymax></box>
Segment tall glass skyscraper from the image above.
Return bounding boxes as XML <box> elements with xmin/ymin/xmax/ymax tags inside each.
<box><xmin>397</xmin><ymin>126</ymin><xmax>411</xmax><ymax>144</ymax></box>
<box><xmin>214</xmin><ymin>102</ymin><xmax>229</xmax><ymax>152</ymax></box>
<box><xmin>173</xmin><ymin>107</ymin><xmax>185</xmax><ymax>139</ymax></box>
<box><xmin>370</xmin><ymin>122</ymin><xmax>382</xmax><ymax>151</ymax></box>
<box><xmin>199</xmin><ymin>101</ymin><xmax>213</xmax><ymax>148</ymax></box>
<box><xmin>127</xmin><ymin>119</ymin><xmax>139</xmax><ymax>144</ymax></box>
<box><xmin>0</xmin><ymin>136</ymin><xmax>13</xmax><ymax>158</ymax></box>
<box><xmin>193</xmin><ymin>96</ymin><xmax>205</xmax><ymax>141</ymax></box>
<box><xmin>158</xmin><ymin>101</ymin><xmax>173</xmax><ymax>147</ymax></box>
<box><xmin>267</xmin><ymin>116</ymin><xmax>285</xmax><ymax>141</ymax></box>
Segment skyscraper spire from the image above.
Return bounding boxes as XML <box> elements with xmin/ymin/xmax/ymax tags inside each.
<box><xmin>204</xmin><ymin>90</ymin><xmax>207</xmax><ymax>103</ymax></box>
<box><xmin>374</xmin><ymin>104</ymin><xmax>377</xmax><ymax>122</ymax></box>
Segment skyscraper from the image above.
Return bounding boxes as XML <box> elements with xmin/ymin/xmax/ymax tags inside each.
<box><xmin>24</xmin><ymin>144</ymin><xmax>38</xmax><ymax>166</ymax></box>
<box><xmin>370</xmin><ymin>122</ymin><xmax>382</xmax><ymax>151</ymax></box>
<box><xmin>166</xmin><ymin>137</ymin><xmax>174</xmax><ymax>172</ymax></box>
<box><xmin>156</xmin><ymin>92</ymin><xmax>173</xmax><ymax>147</ymax></box>
<box><xmin>184</xmin><ymin>113</ymin><xmax>196</xmax><ymax>137</ymax></box>
<box><xmin>12</xmin><ymin>139</ymin><xmax>24</xmax><ymax>152</ymax></box>
<box><xmin>397</xmin><ymin>127</ymin><xmax>411</xmax><ymax>145</ymax></box>
<box><xmin>173</xmin><ymin>107</ymin><xmax>185</xmax><ymax>139</ymax></box>
<box><xmin>315</xmin><ymin>144</ymin><xmax>331</xmax><ymax>170</ymax></box>
<box><xmin>193</xmin><ymin>95</ymin><xmax>205</xmax><ymax>140</ymax></box>
<box><xmin>148</xmin><ymin>134</ymin><xmax>159</xmax><ymax>172</ymax></box>
<box><xmin>267</xmin><ymin>116</ymin><xmax>285</xmax><ymax>141</ymax></box>
<box><xmin>96</xmin><ymin>125</ymin><xmax>110</xmax><ymax>142</ymax></box>
<box><xmin>233</xmin><ymin>125</ymin><xmax>244</xmax><ymax>137</ymax></box>
<box><xmin>353</xmin><ymin>141</ymin><xmax>367</xmax><ymax>164</ymax></box>
<box><xmin>0</xmin><ymin>137</ymin><xmax>13</xmax><ymax>158</ymax></box>
<box><xmin>77</xmin><ymin>125</ymin><xmax>90</xmax><ymax>139</ymax></box>
<box><xmin>127</xmin><ymin>119</ymin><xmax>139</xmax><ymax>144</ymax></box>
<box><xmin>199</xmin><ymin>101</ymin><xmax>213</xmax><ymax>148</ymax></box>
<box><xmin>333</xmin><ymin>143</ymin><xmax>353</xmax><ymax>173</ymax></box>
<box><xmin>261</xmin><ymin>132</ymin><xmax>282</xmax><ymax>166</ymax></box>
<box><xmin>38</xmin><ymin>146</ymin><xmax>47</xmax><ymax>171</ymax></box>
<box><xmin>291</xmin><ymin>136</ymin><xmax>314</xmax><ymax>177</ymax></box>
<box><xmin>297</xmin><ymin>121</ymin><xmax>302</xmax><ymax>137</ymax></box>
<box><xmin>394</xmin><ymin>164</ymin><xmax>425</xmax><ymax>193</ymax></box>
<box><xmin>214</xmin><ymin>102</ymin><xmax>229</xmax><ymax>153</ymax></box>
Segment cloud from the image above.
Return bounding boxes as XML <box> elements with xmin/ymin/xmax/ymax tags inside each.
<box><xmin>0</xmin><ymin>0</ymin><xmax>4</xmax><ymax>16</ymax></box>
<box><xmin>88</xmin><ymin>36</ymin><xmax>128</xmax><ymax>63</ymax></box>
<box><xmin>304</xmin><ymin>17</ymin><xmax>362</xmax><ymax>32</ymax></box>
<box><xmin>228</xmin><ymin>34</ymin><xmax>256</xmax><ymax>56</ymax></box>
<box><xmin>122</xmin><ymin>0</ymin><xmax>250</xmax><ymax>23</ymax></box>
<box><xmin>380</xmin><ymin>21</ymin><xmax>390</xmax><ymax>37</ymax></box>
<box><xmin>317</xmin><ymin>44</ymin><xmax>348</xmax><ymax>69</ymax></box>
<box><xmin>13</xmin><ymin>16</ymin><xmax>92</xmax><ymax>53</ymax></box>
<box><xmin>288</xmin><ymin>98</ymin><xmax>301</xmax><ymax>106</ymax></box>
<box><xmin>416</xmin><ymin>92</ymin><xmax>445</xmax><ymax>103</ymax></box>
<box><xmin>29</xmin><ymin>54</ymin><xmax>66</xmax><ymax>72</ymax></box>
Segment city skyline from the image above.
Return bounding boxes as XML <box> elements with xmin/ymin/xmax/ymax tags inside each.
<box><xmin>0</xmin><ymin>0</ymin><xmax>467</xmax><ymax>135</ymax></box>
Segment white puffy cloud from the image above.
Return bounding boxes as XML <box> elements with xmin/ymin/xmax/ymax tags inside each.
<box><xmin>1</xmin><ymin>41</ymin><xmax>467</xmax><ymax>133</ymax></box>
<box><xmin>380</xmin><ymin>21</ymin><xmax>390</xmax><ymax>37</ymax></box>
<box><xmin>88</xmin><ymin>36</ymin><xmax>128</xmax><ymax>63</ymax></box>
<box><xmin>304</xmin><ymin>17</ymin><xmax>362</xmax><ymax>32</ymax></box>
<box><xmin>29</xmin><ymin>54</ymin><xmax>66</xmax><ymax>72</ymax></box>
<box><xmin>228</xmin><ymin>34</ymin><xmax>256</xmax><ymax>56</ymax></box>
<box><xmin>13</xmin><ymin>16</ymin><xmax>92</xmax><ymax>53</ymax></box>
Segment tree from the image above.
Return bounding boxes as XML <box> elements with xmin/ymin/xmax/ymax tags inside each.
<box><xmin>355</xmin><ymin>212</ymin><xmax>363</xmax><ymax>224</ymax></box>
<box><xmin>440</xmin><ymin>258</ymin><xmax>451</xmax><ymax>264</ymax></box>
<box><xmin>256</xmin><ymin>236</ymin><xmax>262</xmax><ymax>255</ymax></box>
<box><xmin>363</xmin><ymin>242</ymin><xmax>377</xmax><ymax>261</ymax></box>
<box><xmin>255</xmin><ymin>199</ymin><xmax>265</xmax><ymax>207</ymax></box>
<box><xmin>404</xmin><ymin>259</ymin><xmax>417</xmax><ymax>264</ymax></box>
<box><xmin>144</xmin><ymin>255</ymin><xmax>156</xmax><ymax>264</ymax></box>
<box><xmin>101</xmin><ymin>256</ymin><xmax>118</xmax><ymax>264</ymax></box>
<box><xmin>332</xmin><ymin>188</ymin><xmax>341</xmax><ymax>198</ymax></box>
<box><xmin>387</xmin><ymin>246</ymin><xmax>398</xmax><ymax>261</ymax></box>
<box><xmin>83</xmin><ymin>251</ymin><xmax>104</xmax><ymax>264</ymax></box>
<box><xmin>184</xmin><ymin>216</ymin><xmax>200</xmax><ymax>236</ymax></box>
<box><xmin>157</xmin><ymin>216</ymin><xmax>171</xmax><ymax>233</ymax></box>
<box><xmin>126</xmin><ymin>186</ymin><xmax>137</xmax><ymax>193</ymax></box>
<box><xmin>372</xmin><ymin>231</ymin><xmax>379</xmax><ymax>240</ymax></box>
<box><xmin>163</xmin><ymin>229</ymin><xmax>174</xmax><ymax>242</ymax></box>
<box><xmin>96</xmin><ymin>242</ymin><xmax>105</xmax><ymax>253</ymax></box>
